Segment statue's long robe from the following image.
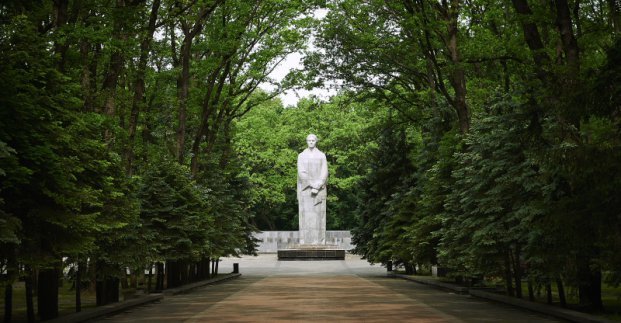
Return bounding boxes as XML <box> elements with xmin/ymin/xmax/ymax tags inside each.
<box><xmin>297</xmin><ymin>148</ymin><xmax>328</xmax><ymax>245</ymax></box>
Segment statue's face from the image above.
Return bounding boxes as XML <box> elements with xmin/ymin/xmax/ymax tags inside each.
<box><xmin>306</xmin><ymin>137</ymin><xmax>317</xmax><ymax>148</ymax></box>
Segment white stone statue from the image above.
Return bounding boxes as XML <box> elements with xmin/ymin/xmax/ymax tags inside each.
<box><xmin>297</xmin><ymin>134</ymin><xmax>328</xmax><ymax>245</ymax></box>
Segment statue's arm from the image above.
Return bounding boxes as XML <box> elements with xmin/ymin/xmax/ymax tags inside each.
<box><xmin>311</xmin><ymin>154</ymin><xmax>329</xmax><ymax>189</ymax></box>
<box><xmin>297</xmin><ymin>154</ymin><xmax>310</xmax><ymax>189</ymax></box>
<box><xmin>320</xmin><ymin>154</ymin><xmax>328</xmax><ymax>186</ymax></box>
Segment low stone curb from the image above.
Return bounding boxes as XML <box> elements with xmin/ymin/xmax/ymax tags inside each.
<box><xmin>389</xmin><ymin>273</ymin><xmax>612</xmax><ymax>323</ymax></box>
<box><xmin>468</xmin><ymin>289</ymin><xmax>612</xmax><ymax>323</ymax></box>
<box><xmin>48</xmin><ymin>273</ymin><xmax>242</xmax><ymax>323</ymax></box>
<box><xmin>165</xmin><ymin>273</ymin><xmax>242</xmax><ymax>296</ymax></box>
<box><xmin>46</xmin><ymin>294</ymin><xmax>164</xmax><ymax>323</ymax></box>
<box><xmin>388</xmin><ymin>272</ymin><xmax>468</xmax><ymax>294</ymax></box>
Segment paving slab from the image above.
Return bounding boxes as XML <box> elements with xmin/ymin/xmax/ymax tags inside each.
<box><xmin>97</xmin><ymin>254</ymin><xmax>562</xmax><ymax>322</ymax></box>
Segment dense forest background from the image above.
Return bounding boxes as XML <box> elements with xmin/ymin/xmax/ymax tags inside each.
<box><xmin>1</xmin><ymin>0</ymin><xmax>620</xmax><ymax>320</ymax></box>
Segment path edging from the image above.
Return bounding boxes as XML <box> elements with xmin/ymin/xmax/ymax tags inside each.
<box><xmin>388</xmin><ymin>272</ymin><xmax>468</xmax><ymax>294</ymax></box>
<box><xmin>165</xmin><ymin>273</ymin><xmax>241</xmax><ymax>295</ymax></box>
<box><xmin>389</xmin><ymin>273</ymin><xmax>612</xmax><ymax>323</ymax></box>
<box><xmin>47</xmin><ymin>273</ymin><xmax>242</xmax><ymax>323</ymax></box>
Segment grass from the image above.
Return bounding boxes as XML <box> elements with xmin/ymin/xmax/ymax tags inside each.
<box><xmin>512</xmin><ymin>281</ymin><xmax>621</xmax><ymax>321</ymax></box>
<box><xmin>1</xmin><ymin>273</ymin><xmax>224</xmax><ymax>322</ymax></box>
<box><xmin>0</xmin><ymin>280</ymin><xmax>143</xmax><ymax>322</ymax></box>
<box><xmin>601</xmin><ymin>284</ymin><xmax>621</xmax><ymax>321</ymax></box>
<box><xmin>395</xmin><ymin>270</ymin><xmax>621</xmax><ymax>322</ymax></box>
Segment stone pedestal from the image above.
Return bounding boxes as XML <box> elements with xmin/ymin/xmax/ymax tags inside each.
<box><xmin>277</xmin><ymin>244</ymin><xmax>345</xmax><ymax>261</ymax></box>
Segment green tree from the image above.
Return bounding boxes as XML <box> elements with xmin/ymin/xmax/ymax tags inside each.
<box><xmin>351</xmin><ymin>115</ymin><xmax>416</xmax><ymax>266</ymax></box>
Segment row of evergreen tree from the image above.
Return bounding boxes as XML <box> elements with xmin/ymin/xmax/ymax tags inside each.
<box><xmin>0</xmin><ymin>0</ymin><xmax>317</xmax><ymax>320</ymax></box>
<box><xmin>301</xmin><ymin>0</ymin><xmax>621</xmax><ymax>313</ymax></box>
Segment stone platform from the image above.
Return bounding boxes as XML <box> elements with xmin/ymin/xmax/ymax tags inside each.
<box><xmin>278</xmin><ymin>245</ymin><xmax>345</xmax><ymax>260</ymax></box>
<box><xmin>254</xmin><ymin>231</ymin><xmax>353</xmax><ymax>253</ymax></box>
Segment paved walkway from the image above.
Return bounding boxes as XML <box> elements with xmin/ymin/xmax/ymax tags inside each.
<box><xmin>98</xmin><ymin>254</ymin><xmax>562</xmax><ymax>322</ymax></box>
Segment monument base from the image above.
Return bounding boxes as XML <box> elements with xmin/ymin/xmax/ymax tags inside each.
<box><xmin>278</xmin><ymin>245</ymin><xmax>345</xmax><ymax>260</ymax></box>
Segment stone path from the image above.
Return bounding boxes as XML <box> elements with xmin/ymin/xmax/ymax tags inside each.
<box><xmin>98</xmin><ymin>254</ymin><xmax>563</xmax><ymax>322</ymax></box>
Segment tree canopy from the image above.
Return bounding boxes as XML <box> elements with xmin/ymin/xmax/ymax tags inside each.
<box><xmin>1</xmin><ymin>0</ymin><xmax>620</xmax><ymax>319</ymax></box>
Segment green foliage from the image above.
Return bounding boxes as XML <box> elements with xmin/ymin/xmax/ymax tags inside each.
<box><xmin>441</xmin><ymin>97</ymin><xmax>542</xmax><ymax>278</ymax></box>
<box><xmin>1</xmin><ymin>1</ymin><xmax>312</xmax><ymax>310</ymax></box>
<box><xmin>138</xmin><ymin>157</ymin><xmax>210</xmax><ymax>261</ymax></box>
<box><xmin>351</xmin><ymin>115</ymin><xmax>416</xmax><ymax>266</ymax></box>
<box><xmin>0</xmin><ymin>141</ymin><xmax>21</xmax><ymax>245</ymax></box>
<box><xmin>0</xmin><ymin>14</ymin><xmax>117</xmax><ymax>266</ymax></box>
<box><xmin>332</xmin><ymin>0</ymin><xmax>620</xmax><ymax>310</ymax></box>
<box><xmin>234</xmin><ymin>94</ymin><xmax>382</xmax><ymax>230</ymax></box>
<box><xmin>406</xmin><ymin>128</ymin><xmax>461</xmax><ymax>267</ymax></box>
<box><xmin>1</xmin><ymin>0</ymin><xmax>621</xmax><ymax>316</ymax></box>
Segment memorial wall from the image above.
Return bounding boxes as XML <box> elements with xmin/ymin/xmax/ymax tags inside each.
<box><xmin>254</xmin><ymin>231</ymin><xmax>354</xmax><ymax>253</ymax></box>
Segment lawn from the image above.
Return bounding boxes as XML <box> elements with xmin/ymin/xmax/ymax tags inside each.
<box><xmin>0</xmin><ymin>280</ymin><xmax>143</xmax><ymax>322</ymax></box>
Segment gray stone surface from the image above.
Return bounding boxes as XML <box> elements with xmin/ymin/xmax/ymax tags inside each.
<box><xmin>297</xmin><ymin>134</ymin><xmax>328</xmax><ymax>245</ymax></box>
<box><xmin>97</xmin><ymin>254</ymin><xmax>564</xmax><ymax>322</ymax></box>
<box><xmin>277</xmin><ymin>248</ymin><xmax>345</xmax><ymax>260</ymax></box>
<box><xmin>221</xmin><ymin>253</ymin><xmax>385</xmax><ymax>277</ymax></box>
<box><xmin>254</xmin><ymin>230</ymin><xmax>353</xmax><ymax>252</ymax></box>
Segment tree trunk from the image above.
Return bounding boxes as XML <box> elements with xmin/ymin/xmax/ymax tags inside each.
<box><xmin>196</xmin><ymin>260</ymin><xmax>203</xmax><ymax>280</ymax></box>
<box><xmin>511</xmin><ymin>247</ymin><xmax>523</xmax><ymax>298</ymax></box>
<box><xmin>573</xmin><ymin>0</ymin><xmax>582</xmax><ymax>37</ymax></box>
<box><xmin>154</xmin><ymin>262</ymin><xmax>164</xmax><ymax>291</ymax></box>
<box><xmin>102</xmin><ymin>51</ymin><xmax>124</xmax><ymax>116</ymax></box>
<box><xmin>511</xmin><ymin>0</ymin><xmax>550</xmax><ymax>82</ymax></box>
<box><xmin>147</xmin><ymin>264</ymin><xmax>153</xmax><ymax>293</ymax></box>
<box><xmin>166</xmin><ymin>260</ymin><xmax>180</xmax><ymax>288</ymax></box>
<box><xmin>174</xmin><ymin>1</ymin><xmax>223</xmax><ymax>164</ymax></box>
<box><xmin>87</xmin><ymin>259</ymin><xmax>97</xmax><ymax>293</ymax></box>
<box><xmin>444</xmin><ymin>0</ymin><xmax>470</xmax><ymax>133</ymax></box>
<box><xmin>52</xmin><ymin>0</ymin><xmax>69</xmax><ymax>71</ymax></box>
<box><xmin>96</xmin><ymin>277</ymin><xmax>120</xmax><ymax>306</ymax></box>
<box><xmin>610</xmin><ymin>0</ymin><xmax>621</xmax><ymax>33</ymax></box>
<box><xmin>556</xmin><ymin>276</ymin><xmax>567</xmax><ymax>308</ymax></box>
<box><xmin>546</xmin><ymin>280</ymin><xmax>553</xmax><ymax>304</ymax></box>
<box><xmin>95</xmin><ymin>261</ymin><xmax>120</xmax><ymax>306</ymax></box>
<box><xmin>80</xmin><ymin>41</ymin><xmax>93</xmax><ymax>112</ymax></box>
<box><xmin>190</xmin><ymin>59</ymin><xmax>230</xmax><ymax>175</ymax></box>
<box><xmin>142</xmin><ymin>63</ymin><xmax>161</xmax><ymax>146</ymax></box>
<box><xmin>204</xmin><ymin>257</ymin><xmax>211</xmax><ymax>279</ymax></box>
<box><xmin>38</xmin><ymin>267</ymin><xmax>60</xmax><ymax>320</ymax></box>
<box><xmin>80</xmin><ymin>39</ymin><xmax>101</xmax><ymax>113</ymax></box>
<box><xmin>577</xmin><ymin>256</ymin><xmax>603</xmax><ymax>310</ymax></box>
<box><xmin>121</xmin><ymin>270</ymin><xmax>129</xmax><ymax>289</ymax></box>
<box><xmin>101</xmin><ymin>0</ymin><xmax>131</xmax><ymax>142</ymax></box>
<box><xmin>130</xmin><ymin>268</ymin><xmax>138</xmax><ymax>289</ymax></box>
<box><xmin>75</xmin><ymin>261</ymin><xmax>82</xmax><ymax>312</ymax></box>
<box><xmin>4</xmin><ymin>250</ymin><xmax>18</xmax><ymax>322</ymax></box>
<box><xmin>176</xmin><ymin>36</ymin><xmax>193</xmax><ymax>164</ymax></box>
<box><xmin>179</xmin><ymin>260</ymin><xmax>189</xmax><ymax>285</ymax></box>
<box><xmin>4</xmin><ymin>283</ymin><xmax>12</xmax><ymax>323</ymax></box>
<box><xmin>189</xmin><ymin>263</ymin><xmax>197</xmax><ymax>282</ymax></box>
<box><xmin>527</xmin><ymin>279</ymin><xmax>535</xmax><ymax>301</ymax></box>
<box><xmin>553</xmin><ymin>0</ymin><xmax>580</xmax><ymax>71</ymax></box>
<box><xmin>504</xmin><ymin>252</ymin><xmax>514</xmax><ymax>297</ymax></box>
<box><xmin>126</xmin><ymin>0</ymin><xmax>161</xmax><ymax>175</ymax></box>
<box><xmin>218</xmin><ymin>121</ymin><xmax>234</xmax><ymax>168</ymax></box>
<box><xmin>24</xmin><ymin>268</ymin><xmax>35</xmax><ymax>322</ymax></box>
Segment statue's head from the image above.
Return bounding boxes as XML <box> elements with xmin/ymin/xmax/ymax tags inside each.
<box><xmin>306</xmin><ymin>134</ymin><xmax>318</xmax><ymax>149</ymax></box>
